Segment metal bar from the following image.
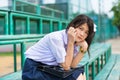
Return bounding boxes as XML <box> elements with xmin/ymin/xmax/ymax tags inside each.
<box><xmin>5</xmin><ymin>12</ymin><xmax>9</xmax><ymax>35</ymax></box>
<box><xmin>26</xmin><ymin>17</ymin><xmax>30</xmax><ymax>34</ymax></box>
<box><xmin>50</xmin><ymin>20</ymin><xmax>53</xmax><ymax>32</ymax></box>
<box><xmin>9</xmin><ymin>13</ymin><xmax>13</xmax><ymax>35</ymax></box>
<box><xmin>13</xmin><ymin>44</ymin><xmax>17</xmax><ymax>72</ymax></box>
<box><xmin>92</xmin><ymin>62</ymin><xmax>95</xmax><ymax>79</ymax></box>
<box><xmin>20</xmin><ymin>42</ymin><xmax>26</xmax><ymax>69</ymax></box>
<box><xmin>86</xmin><ymin>64</ymin><xmax>89</xmax><ymax>80</ymax></box>
<box><xmin>40</xmin><ymin>19</ymin><xmax>43</xmax><ymax>34</ymax></box>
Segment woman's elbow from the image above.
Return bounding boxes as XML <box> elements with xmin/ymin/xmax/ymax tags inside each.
<box><xmin>63</xmin><ymin>66</ymin><xmax>71</xmax><ymax>71</ymax></box>
<box><xmin>60</xmin><ymin>63</ymin><xmax>71</xmax><ymax>71</ymax></box>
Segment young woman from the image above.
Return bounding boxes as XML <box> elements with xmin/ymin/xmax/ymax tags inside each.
<box><xmin>22</xmin><ymin>14</ymin><xmax>95</xmax><ymax>80</ymax></box>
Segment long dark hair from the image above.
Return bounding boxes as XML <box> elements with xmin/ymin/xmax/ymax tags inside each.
<box><xmin>66</xmin><ymin>14</ymin><xmax>95</xmax><ymax>56</ymax></box>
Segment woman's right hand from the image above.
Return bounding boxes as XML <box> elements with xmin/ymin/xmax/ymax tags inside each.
<box><xmin>60</xmin><ymin>27</ymin><xmax>76</xmax><ymax>70</ymax></box>
<box><xmin>67</xmin><ymin>27</ymin><xmax>76</xmax><ymax>43</ymax></box>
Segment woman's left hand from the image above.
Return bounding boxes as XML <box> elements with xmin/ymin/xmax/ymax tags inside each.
<box><xmin>76</xmin><ymin>41</ymin><xmax>88</xmax><ymax>53</ymax></box>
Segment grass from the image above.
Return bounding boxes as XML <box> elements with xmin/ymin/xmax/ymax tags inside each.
<box><xmin>0</xmin><ymin>52</ymin><xmax>20</xmax><ymax>56</ymax></box>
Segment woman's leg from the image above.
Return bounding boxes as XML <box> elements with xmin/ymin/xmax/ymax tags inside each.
<box><xmin>22</xmin><ymin>58</ymin><xmax>45</xmax><ymax>80</ymax></box>
<box><xmin>76</xmin><ymin>72</ymin><xmax>86</xmax><ymax>80</ymax></box>
<box><xmin>83</xmin><ymin>72</ymin><xmax>86</xmax><ymax>80</ymax></box>
<box><xmin>64</xmin><ymin>67</ymin><xmax>84</xmax><ymax>80</ymax></box>
<box><xmin>22</xmin><ymin>58</ymin><xmax>61</xmax><ymax>80</ymax></box>
<box><xmin>77</xmin><ymin>73</ymin><xmax>83</xmax><ymax>80</ymax></box>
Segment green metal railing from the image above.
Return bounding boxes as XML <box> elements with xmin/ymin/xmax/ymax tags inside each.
<box><xmin>0</xmin><ymin>9</ymin><xmax>68</xmax><ymax>35</ymax></box>
<box><xmin>0</xmin><ymin>34</ymin><xmax>45</xmax><ymax>72</ymax></box>
<box><xmin>0</xmin><ymin>0</ymin><xmax>68</xmax><ymax>35</ymax></box>
<box><xmin>78</xmin><ymin>43</ymin><xmax>111</xmax><ymax>80</ymax></box>
<box><xmin>9</xmin><ymin>12</ymin><xmax>68</xmax><ymax>35</ymax></box>
<box><xmin>0</xmin><ymin>35</ymin><xmax>111</xmax><ymax>80</ymax></box>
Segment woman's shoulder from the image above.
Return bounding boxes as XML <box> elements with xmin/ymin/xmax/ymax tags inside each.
<box><xmin>47</xmin><ymin>30</ymin><xmax>66</xmax><ymax>39</ymax></box>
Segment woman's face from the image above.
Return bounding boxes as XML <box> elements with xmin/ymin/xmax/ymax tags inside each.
<box><xmin>75</xmin><ymin>23</ymin><xmax>89</xmax><ymax>43</ymax></box>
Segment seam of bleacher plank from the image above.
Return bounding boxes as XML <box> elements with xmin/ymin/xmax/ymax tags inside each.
<box><xmin>106</xmin><ymin>54</ymin><xmax>120</xmax><ymax>80</ymax></box>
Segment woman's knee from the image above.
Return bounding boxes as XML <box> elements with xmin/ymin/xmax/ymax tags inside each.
<box><xmin>77</xmin><ymin>73</ymin><xmax>86</xmax><ymax>80</ymax></box>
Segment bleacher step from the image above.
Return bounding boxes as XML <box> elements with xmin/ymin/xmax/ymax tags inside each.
<box><xmin>94</xmin><ymin>55</ymin><xmax>116</xmax><ymax>80</ymax></box>
<box><xmin>107</xmin><ymin>54</ymin><xmax>120</xmax><ymax>80</ymax></box>
<box><xmin>0</xmin><ymin>71</ymin><xmax>22</xmax><ymax>80</ymax></box>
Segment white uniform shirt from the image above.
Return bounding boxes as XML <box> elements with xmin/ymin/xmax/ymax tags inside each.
<box><xmin>25</xmin><ymin>30</ymin><xmax>79</xmax><ymax>65</ymax></box>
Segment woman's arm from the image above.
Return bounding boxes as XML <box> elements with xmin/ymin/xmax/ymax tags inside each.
<box><xmin>60</xmin><ymin>41</ymin><xmax>74</xmax><ymax>70</ymax></box>
<box><xmin>60</xmin><ymin>27</ymin><xmax>76</xmax><ymax>70</ymax></box>
<box><xmin>70</xmin><ymin>50</ymin><xmax>85</xmax><ymax>68</ymax></box>
<box><xmin>71</xmin><ymin>41</ymin><xmax>88</xmax><ymax>68</ymax></box>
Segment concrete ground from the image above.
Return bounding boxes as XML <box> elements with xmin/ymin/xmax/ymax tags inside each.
<box><xmin>106</xmin><ymin>36</ymin><xmax>120</xmax><ymax>54</ymax></box>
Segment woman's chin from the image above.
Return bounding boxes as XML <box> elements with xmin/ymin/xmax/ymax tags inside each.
<box><xmin>75</xmin><ymin>42</ymin><xmax>80</xmax><ymax>46</ymax></box>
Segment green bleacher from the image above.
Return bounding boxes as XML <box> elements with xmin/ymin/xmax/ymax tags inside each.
<box><xmin>0</xmin><ymin>0</ymin><xmax>119</xmax><ymax>80</ymax></box>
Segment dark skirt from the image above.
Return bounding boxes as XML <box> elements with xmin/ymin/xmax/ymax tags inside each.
<box><xmin>22</xmin><ymin>58</ymin><xmax>84</xmax><ymax>80</ymax></box>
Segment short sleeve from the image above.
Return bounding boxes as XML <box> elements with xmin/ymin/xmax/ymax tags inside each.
<box><xmin>48</xmin><ymin>37</ymin><xmax>66</xmax><ymax>63</ymax></box>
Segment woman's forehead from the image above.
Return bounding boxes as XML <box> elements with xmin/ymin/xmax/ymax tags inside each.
<box><xmin>80</xmin><ymin>23</ymin><xmax>89</xmax><ymax>30</ymax></box>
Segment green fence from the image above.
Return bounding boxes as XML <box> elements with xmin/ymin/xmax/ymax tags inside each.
<box><xmin>0</xmin><ymin>34</ymin><xmax>45</xmax><ymax>72</ymax></box>
<box><xmin>0</xmin><ymin>0</ymin><xmax>68</xmax><ymax>35</ymax></box>
<box><xmin>0</xmin><ymin>10</ymin><xmax>68</xmax><ymax>35</ymax></box>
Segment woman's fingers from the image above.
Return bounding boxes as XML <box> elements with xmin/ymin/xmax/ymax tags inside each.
<box><xmin>78</xmin><ymin>41</ymin><xmax>88</xmax><ymax>53</ymax></box>
<box><xmin>68</xmin><ymin>27</ymin><xmax>76</xmax><ymax>43</ymax></box>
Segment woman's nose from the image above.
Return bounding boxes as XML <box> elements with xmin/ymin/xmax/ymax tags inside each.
<box><xmin>80</xmin><ymin>31</ymin><xmax>84</xmax><ymax>36</ymax></box>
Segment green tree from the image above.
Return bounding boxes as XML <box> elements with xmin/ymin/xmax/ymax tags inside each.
<box><xmin>111</xmin><ymin>0</ymin><xmax>120</xmax><ymax>31</ymax></box>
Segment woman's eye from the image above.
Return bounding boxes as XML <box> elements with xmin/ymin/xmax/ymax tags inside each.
<box><xmin>79</xmin><ymin>27</ymin><xmax>83</xmax><ymax>31</ymax></box>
